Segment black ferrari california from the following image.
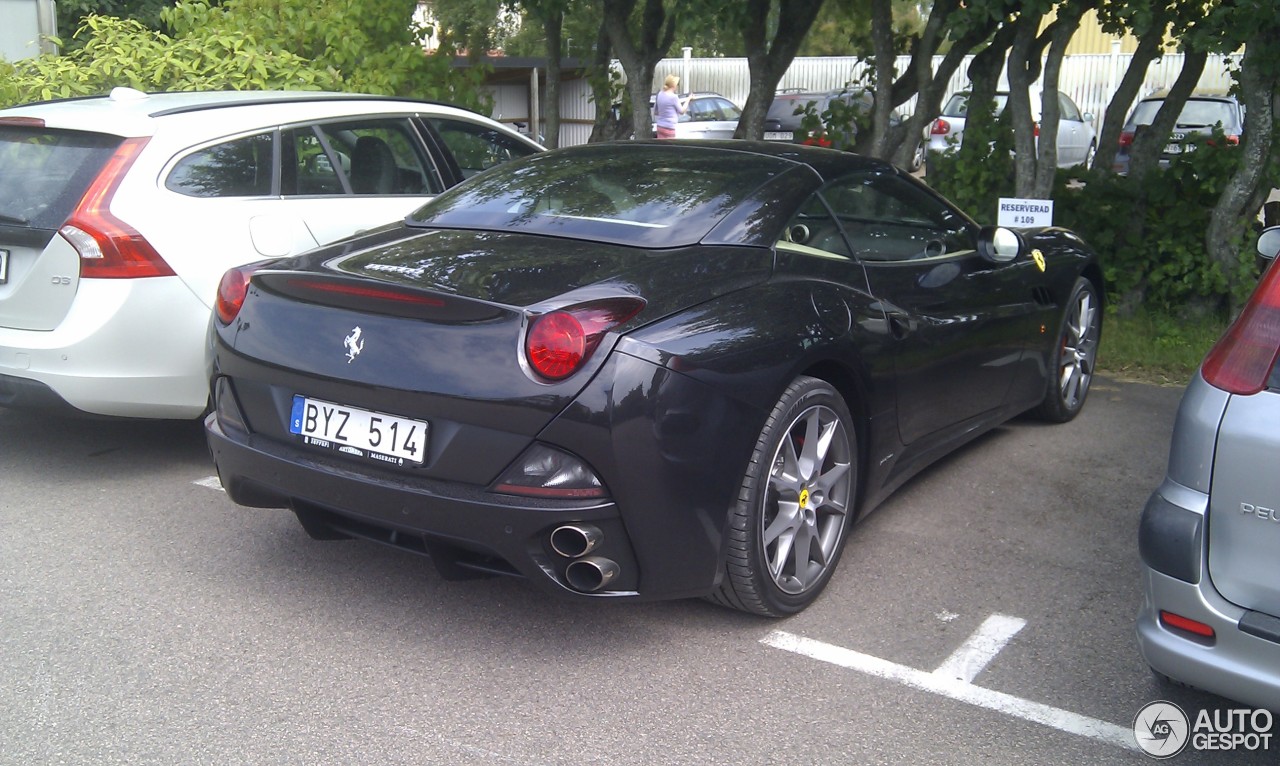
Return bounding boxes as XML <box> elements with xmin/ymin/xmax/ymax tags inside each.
<box><xmin>206</xmin><ymin>140</ymin><xmax>1101</xmax><ymax>616</ymax></box>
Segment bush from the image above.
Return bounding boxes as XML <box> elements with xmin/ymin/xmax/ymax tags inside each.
<box><xmin>0</xmin><ymin>0</ymin><xmax>491</xmax><ymax>112</ymax></box>
<box><xmin>1054</xmin><ymin>130</ymin><xmax>1261</xmax><ymax>316</ymax></box>
<box><xmin>927</xmin><ymin>116</ymin><xmax>1260</xmax><ymax>317</ymax></box>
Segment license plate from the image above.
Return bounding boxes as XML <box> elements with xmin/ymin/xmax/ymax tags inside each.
<box><xmin>1164</xmin><ymin>143</ymin><xmax>1182</xmax><ymax>155</ymax></box>
<box><xmin>764</xmin><ymin>131</ymin><xmax>794</xmax><ymax>141</ymax></box>
<box><xmin>0</xmin><ymin>248</ymin><xmax>8</xmax><ymax>284</ymax></box>
<box><xmin>289</xmin><ymin>395</ymin><xmax>427</xmax><ymax>465</ymax></box>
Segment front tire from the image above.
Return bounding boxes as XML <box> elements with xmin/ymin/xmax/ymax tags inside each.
<box><xmin>1033</xmin><ymin>277</ymin><xmax>1100</xmax><ymax>423</ymax></box>
<box><xmin>709</xmin><ymin>376</ymin><xmax>857</xmax><ymax>617</ymax></box>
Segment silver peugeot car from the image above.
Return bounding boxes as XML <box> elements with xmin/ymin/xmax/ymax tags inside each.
<box><xmin>1137</xmin><ymin>227</ymin><xmax>1280</xmax><ymax>712</ymax></box>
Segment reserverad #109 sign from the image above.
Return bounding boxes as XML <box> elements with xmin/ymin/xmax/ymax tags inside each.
<box><xmin>998</xmin><ymin>198</ymin><xmax>1054</xmax><ymax>228</ymax></box>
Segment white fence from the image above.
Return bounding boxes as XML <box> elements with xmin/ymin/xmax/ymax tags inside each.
<box><xmin>490</xmin><ymin>50</ymin><xmax>1241</xmax><ymax>147</ymax></box>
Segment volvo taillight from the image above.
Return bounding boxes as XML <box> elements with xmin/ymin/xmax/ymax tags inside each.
<box><xmin>61</xmin><ymin>137</ymin><xmax>174</xmax><ymax>279</ymax></box>
<box><xmin>524</xmin><ymin>297</ymin><xmax>645</xmax><ymax>381</ymax></box>
<box><xmin>1201</xmin><ymin>260</ymin><xmax>1280</xmax><ymax>395</ymax></box>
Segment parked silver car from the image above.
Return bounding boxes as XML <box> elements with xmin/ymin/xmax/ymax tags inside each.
<box><xmin>648</xmin><ymin>92</ymin><xmax>742</xmax><ymax>139</ymax></box>
<box><xmin>1136</xmin><ymin>227</ymin><xmax>1280</xmax><ymax>712</ymax></box>
<box><xmin>926</xmin><ymin>90</ymin><xmax>1097</xmax><ymax>168</ymax></box>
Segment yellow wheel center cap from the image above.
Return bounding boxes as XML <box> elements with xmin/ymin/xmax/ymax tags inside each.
<box><xmin>799</xmin><ymin>488</ymin><xmax>810</xmax><ymax>509</ymax></box>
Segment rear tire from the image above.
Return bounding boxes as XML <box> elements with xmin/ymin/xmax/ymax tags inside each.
<box><xmin>1032</xmin><ymin>277</ymin><xmax>1100</xmax><ymax>423</ymax></box>
<box><xmin>709</xmin><ymin>376</ymin><xmax>857</xmax><ymax>617</ymax></box>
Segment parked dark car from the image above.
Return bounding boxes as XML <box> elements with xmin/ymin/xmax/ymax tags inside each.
<box><xmin>206</xmin><ymin>141</ymin><xmax>1102</xmax><ymax>616</ymax></box>
<box><xmin>1113</xmin><ymin>92</ymin><xmax>1244</xmax><ymax>174</ymax></box>
<box><xmin>765</xmin><ymin>88</ymin><xmax>925</xmax><ymax>170</ymax></box>
<box><xmin>1137</xmin><ymin>227</ymin><xmax>1280</xmax><ymax>712</ymax></box>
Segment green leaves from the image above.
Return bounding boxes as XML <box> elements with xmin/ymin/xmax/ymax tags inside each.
<box><xmin>1</xmin><ymin>0</ymin><xmax>492</xmax><ymax>112</ymax></box>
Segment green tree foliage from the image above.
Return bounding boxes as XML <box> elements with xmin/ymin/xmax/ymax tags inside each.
<box><xmin>55</xmin><ymin>0</ymin><xmax>173</xmax><ymax>50</ymax></box>
<box><xmin>799</xmin><ymin>0</ymin><xmax>925</xmax><ymax>56</ymax></box>
<box><xmin>0</xmin><ymin>0</ymin><xmax>491</xmax><ymax>111</ymax></box>
<box><xmin>1055</xmin><ymin>132</ymin><xmax>1263</xmax><ymax>317</ymax></box>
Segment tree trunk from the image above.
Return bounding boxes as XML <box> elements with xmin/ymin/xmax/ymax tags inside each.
<box><xmin>866</xmin><ymin>0</ymin><xmax>895</xmax><ymax>159</ymax></box>
<box><xmin>587</xmin><ymin>23</ymin><xmax>630</xmax><ymax>142</ymax></box>
<box><xmin>540</xmin><ymin>8</ymin><xmax>564</xmax><ymax>148</ymax></box>
<box><xmin>1127</xmin><ymin>49</ymin><xmax>1207</xmax><ymax>187</ymax></box>
<box><xmin>886</xmin><ymin>0</ymin><xmax>996</xmax><ymax>170</ymax></box>
<box><xmin>734</xmin><ymin>0</ymin><xmax>825</xmax><ymax>140</ymax></box>
<box><xmin>1005</xmin><ymin>15</ymin><xmax>1042</xmax><ymax>197</ymax></box>
<box><xmin>1031</xmin><ymin>2</ymin><xmax>1089</xmax><ymax>198</ymax></box>
<box><xmin>1092</xmin><ymin>28</ymin><xmax>1164</xmax><ymax>172</ymax></box>
<box><xmin>1207</xmin><ymin>43</ymin><xmax>1277</xmax><ymax>315</ymax></box>
<box><xmin>601</xmin><ymin>0</ymin><xmax>677</xmax><ymax>140</ymax></box>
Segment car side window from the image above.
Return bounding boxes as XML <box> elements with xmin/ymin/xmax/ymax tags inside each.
<box><xmin>1059</xmin><ymin>94</ymin><xmax>1083</xmax><ymax>123</ymax></box>
<box><xmin>426</xmin><ymin>117</ymin><xmax>538</xmax><ymax>179</ymax></box>
<box><xmin>317</xmin><ymin>119</ymin><xmax>440</xmax><ymax>196</ymax></box>
<box><xmin>690</xmin><ymin>99</ymin><xmax>719</xmax><ymax>122</ymax></box>
<box><xmin>818</xmin><ymin>170</ymin><xmax>975</xmax><ymax>262</ymax></box>
<box><xmin>285</xmin><ymin>127</ymin><xmax>345</xmax><ymax>196</ymax></box>
<box><xmin>777</xmin><ymin>193</ymin><xmax>852</xmax><ymax>260</ymax></box>
<box><xmin>166</xmin><ymin>132</ymin><xmax>274</xmax><ymax>198</ymax></box>
<box><xmin>716</xmin><ymin>98</ymin><xmax>742</xmax><ymax>121</ymax></box>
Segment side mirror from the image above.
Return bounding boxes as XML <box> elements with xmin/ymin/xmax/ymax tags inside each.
<box><xmin>977</xmin><ymin>225</ymin><xmax>1024</xmax><ymax>264</ymax></box>
<box><xmin>1258</xmin><ymin>226</ymin><xmax>1280</xmax><ymax>261</ymax></box>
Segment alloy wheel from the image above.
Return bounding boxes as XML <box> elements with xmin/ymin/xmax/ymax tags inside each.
<box><xmin>761</xmin><ymin>403</ymin><xmax>853</xmax><ymax>595</ymax></box>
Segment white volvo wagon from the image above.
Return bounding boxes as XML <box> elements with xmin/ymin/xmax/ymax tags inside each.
<box><xmin>0</xmin><ymin>88</ymin><xmax>541</xmax><ymax>418</ymax></box>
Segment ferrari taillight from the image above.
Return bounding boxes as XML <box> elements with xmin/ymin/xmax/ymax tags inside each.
<box><xmin>1118</xmin><ymin>131</ymin><xmax>1135</xmax><ymax>148</ymax></box>
<box><xmin>61</xmin><ymin>137</ymin><xmax>174</xmax><ymax>279</ymax></box>
<box><xmin>215</xmin><ymin>265</ymin><xmax>260</xmax><ymax>325</ymax></box>
<box><xmin>1201</xmin><ymin>259</ymin><xmax>1280</xmax><ymax>395</ymax></box>
<box><xmin>931</xmin><ymin>119</ymin><xmax>950</xmax><ymax>136</ymax></box>
<box><xmin>524</xmin><ymin>297</ymin><xmax>645</xmax><ymax>381</ymax></box>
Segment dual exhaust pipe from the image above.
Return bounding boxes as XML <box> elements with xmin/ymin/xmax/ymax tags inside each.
<box><xmin>550</xmin><ymin>523</ymin><xmax>618</xmax><ymax>593</ymax></box>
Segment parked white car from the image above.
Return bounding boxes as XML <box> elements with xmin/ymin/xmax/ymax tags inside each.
<box><xmin>927</xmin><ymin>90</ymin><xmax>1097</xmax><ymax>168</ymax></box>
<box><xmin>0</xmin><ymin>88</ymin><xmax>541</xmax><ymax>419</ymax></box>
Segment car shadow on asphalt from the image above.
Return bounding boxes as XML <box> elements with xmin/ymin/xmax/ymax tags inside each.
<box><xmin>0</xmin><ymin>405</ymin><xmax>211</xmax><ymax>477</ymax></box>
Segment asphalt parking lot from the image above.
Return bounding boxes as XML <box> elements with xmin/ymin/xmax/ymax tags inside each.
<box><xmin>0</xmin><ymin>377</ymin><xmax>1273</xmax><ymax>765</ymax></box>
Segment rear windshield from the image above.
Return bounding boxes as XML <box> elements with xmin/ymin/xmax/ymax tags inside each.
<box><xmin>0</xmin><ymin>127</ymin><xmax>121</xmax><ymax>230</ymax></box>
<box><xmin>1131</xmin><ymin>98</ymin><xmax>1238</xmax><ymax>128</ymax></box>
<box><xmin>406</xmin><ymin>144</ymin><xmax>788</xmax><ymax>248</ymax></box>
<box><xmin>766</xmin><ymin>95</ymin><xmax>819</xmax><ymax>121</ymax></box>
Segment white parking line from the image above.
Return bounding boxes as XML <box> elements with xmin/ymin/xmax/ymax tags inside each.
<box><xmin>194</xmin><ymin>476</ymin><xmax>224</xmax><ymax>491</ymax></box>
<box><xmin>934</xmin><ymin>614</ymin><xmax>1026</xmax><ymax>683</ymax></box>
<box><xmin>761</xmin><ymin>628</ymin><xmax>1137</xmax><ymax>753</ymax></box>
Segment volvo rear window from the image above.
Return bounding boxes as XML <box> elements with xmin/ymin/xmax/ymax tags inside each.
<box><xmin>0</xmin><ymin>127</ymin><xmax>121</xmax><ymax>230</ymax></box>
<box><xmin>406</xmin><ymin>144</ymin><xmax>787</xmax><ymax>248</ymax></box>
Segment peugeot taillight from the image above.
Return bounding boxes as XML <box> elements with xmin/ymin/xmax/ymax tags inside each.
<box><xmin>60</xmin><ymin>137</ymin><xmax>174</xmax><ymax>279</ymax></box>
<box><xmin>1201</xmin><ymin>260</ymin><xmax>1280</xmax><ymax>395</ymax></box>
<box><xmin>215</xmin><ymin>265</ymin><xmax>260</xmax><ymax>325</ymax></box>
<box><xmin>524</xmin><ymin>297</ymin><xmax>645</xmax><ymax>381</ymax></box>
<box><xmin>931</xmin><ymin>119</ymin><xmax>951</xmax><ymax>136</ymax></box>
